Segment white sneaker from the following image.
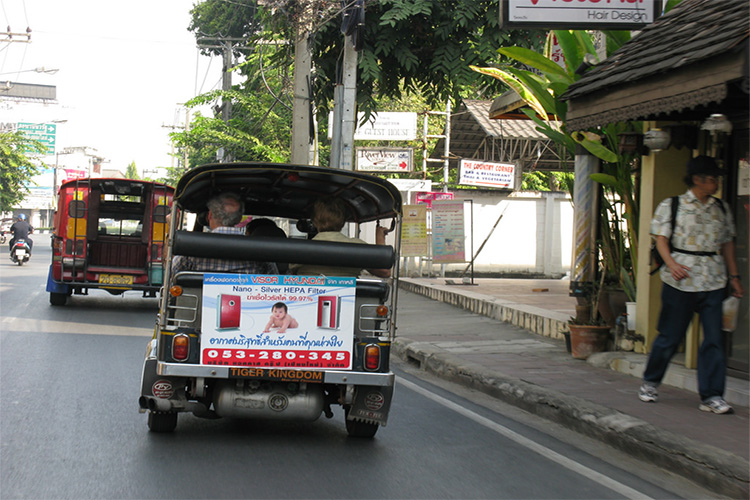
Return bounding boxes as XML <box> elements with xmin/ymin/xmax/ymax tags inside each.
<box><xmin>699</xmin><ymin>397</ymin><xmax>733</xmax><ymax>414</ymax></box>
<box><xmin>638</xmin><ymin>383</ymin><xmax>658</xmax><ymax>403</ymax></box>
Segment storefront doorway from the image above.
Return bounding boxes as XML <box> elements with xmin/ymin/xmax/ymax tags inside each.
<box><xmin>727</xmin><ymin>129</ymin><xmax>749</xmax><ymax>378</ymax></box>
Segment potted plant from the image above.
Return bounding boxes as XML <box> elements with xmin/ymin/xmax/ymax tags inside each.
<box><xmin>567</xmin><ymin>269</ymin><xmax>612</xmax><ymax>359</ymax></box>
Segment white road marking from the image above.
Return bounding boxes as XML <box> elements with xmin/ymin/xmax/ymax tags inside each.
<box><xmin>2</xmin><ymin>317</ymin><xmax>153</xmax><ymax>337</ymax></box>
<box><xmin>399</xmin><ymin>377</ymin><xmax>654</xmax><ymax>500</ymax></box>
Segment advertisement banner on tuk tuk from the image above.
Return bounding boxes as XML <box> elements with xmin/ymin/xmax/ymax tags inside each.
<box><xmin>200</xmin><ymin>274</ymin><xmax>355</xmax><ymax>369</ymax></box>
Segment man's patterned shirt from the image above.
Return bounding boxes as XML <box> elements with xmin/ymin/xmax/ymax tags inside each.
<box><xmin>650</xmin><ymin>189</ymin><xmax>735</xmax><ymax>292</ymax></box>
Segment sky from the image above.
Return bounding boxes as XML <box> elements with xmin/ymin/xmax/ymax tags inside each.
<box><xmin>1</xmin><ymin>0</ymin><xmax>217</xmax><ymax>177</ymax></box>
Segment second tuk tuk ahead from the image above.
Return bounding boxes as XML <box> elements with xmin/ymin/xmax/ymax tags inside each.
<box><xmin>46</xmin><ymin>177</ymin><xmax>174</xmax><ymax>305</ymax></box>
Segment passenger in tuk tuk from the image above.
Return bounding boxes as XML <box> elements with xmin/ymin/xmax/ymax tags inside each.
<box><xmin>172</xmin><ymin>192</ymin><xmax>278</xmax><ymax>275</ymax></box>
<box><xmin>290</xmin><ymin>196</ymin><xmax>391</xmax><ymax>278</ymax></box>
<box><xmin>246</xmin><ymin>218</ymin><xmax>289</xmax><ymax>274</ymax></box>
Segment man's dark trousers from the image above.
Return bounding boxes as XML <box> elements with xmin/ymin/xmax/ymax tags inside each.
<box><xmin>643</xmin><ymin>284</ymin><xmax>726</xmax><ymax>400</ymax></box>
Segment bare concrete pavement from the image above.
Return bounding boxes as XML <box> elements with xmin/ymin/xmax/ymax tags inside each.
<box><xmin>393</xmin><ymin>277</ymin><xmax>749</xmax><ymax>498</ymax></box>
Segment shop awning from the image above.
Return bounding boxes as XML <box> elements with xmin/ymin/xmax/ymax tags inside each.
<box><xmin>430</xmin><ymin>100</ymin><xmax>569</xmax><ymax>172</ymax></box>
<box><xmin>563</xmin><ymin>0</ymin><xmax>749</xmax><ymax>131</ymax></box>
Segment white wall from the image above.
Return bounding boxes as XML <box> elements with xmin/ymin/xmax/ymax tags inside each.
<box><xmin>397</xmin><ymin>190</ymin><xmax>573</xmax><ymax>278</ymax></box>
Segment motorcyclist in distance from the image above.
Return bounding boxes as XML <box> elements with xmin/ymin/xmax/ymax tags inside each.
<box><xmin>9</xmin><ymin>214</ymin><xmax>33</xmax><ymax>254</ymax></box>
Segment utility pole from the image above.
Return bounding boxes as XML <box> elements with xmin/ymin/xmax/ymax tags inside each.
<box><xmin>162</xmin><ymin>106</ymin><xmax>191</xmax><ymax>173</ymax></box>
<box><xmin>1</xmin><ymin>26</ymin><xmax>31</xmax><ymax>44</ymax></box>
<box><xmin>330</xmin><ymin>36</ymin><xmax>357</xmax><ymax>171</ymax></box>
<box><xmin>183</xmin><ymin>107</ymin><xmax>190</xmax><ymax>171</ymax></box>
<box><xmin>217</xmin><ymin>41</ymin><xmax>233</xmax><ymax>162</ymax></box>
<box><xmin>291</xmin><ymin>1</ymin><xmax>315</xmax><ymax>165</ymax></box>
<box><xmin>442</xmin><ymin>99</ymin><xmax>451</xmax><ymax>191</ymax></box>
<box><xmin>221</xmin><ymin>42</ymin><xmax>232</xmax><ymax>124</ymax></box>
<box><xmin>330</xmin><ymin>0</ymin><xmax>364</xmax><ymax>171</ymax></box>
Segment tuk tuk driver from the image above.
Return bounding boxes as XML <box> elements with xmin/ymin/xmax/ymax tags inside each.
<box><xmin>171</xmin><ymin>192</ymin><xmax>278</xmax><ymax>275</ymax></box>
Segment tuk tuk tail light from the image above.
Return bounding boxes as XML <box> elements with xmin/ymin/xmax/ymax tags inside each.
<box><xmin>376</xmin><ymin>305</ymin><xmax>389</xmax><ymax>317</ymax></box>
<box><xmin>364</xmin><ymin>344</ymin><xmax>380</xmax><ymax>371</ymax></box>
<box><xmin>172</xmin><ymin>334</ymin><xmax>190</xmax><ymax>361</ymax></box>
<box><xmin>170</xmin><ymin>285</ymin><xmax>183</xmax><ymax>297</ymax></box>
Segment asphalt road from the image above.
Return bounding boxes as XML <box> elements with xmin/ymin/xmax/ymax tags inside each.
<box><xmin>0</xmin><ymin>246</ymin><xmax>705</xmax><ymax>499</ymax></box>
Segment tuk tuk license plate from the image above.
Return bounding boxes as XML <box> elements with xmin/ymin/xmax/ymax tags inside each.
<box><xmin>100</xmin><ymin>274</ymin><xmax>134</xmax><ymax>285</ymax></box>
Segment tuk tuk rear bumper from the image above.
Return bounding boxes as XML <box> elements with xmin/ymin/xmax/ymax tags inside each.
<box><xmin>155</xmin><ymin>361</ymin><xmax>395</xmax><ymax>386</ymax></box>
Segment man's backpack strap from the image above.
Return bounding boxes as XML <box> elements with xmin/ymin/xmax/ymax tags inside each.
<box><xmin>650</xmin><ymin>196</ymin><xmax>679</xmax><ymax>276</ymax></box>
<box><xmin>668</xmin><ymin>195</ymin><xmax>679</xmax><ymax>246</ymax></box>
<box><xmin>710</xmin><ymin>195</ymin><xmax>726</xmax><ymax>216</ymax></box>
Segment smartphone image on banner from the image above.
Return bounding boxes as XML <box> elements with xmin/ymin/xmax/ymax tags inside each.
<box><xmin>317</xmin><ymin>295</ymin><xmax>341</xmax><ymax>330</ymax></box>
<box><xmin>217</xmin><ymin>294</ymin><xmax>241</xmax><ymax>330</ymax></box>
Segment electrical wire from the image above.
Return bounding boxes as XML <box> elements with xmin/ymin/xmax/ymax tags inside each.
<box><xmin>21</xmin><ymin>0</ymin><xmax>28</xmax><ymax>26</ymax></box>
<box><xmin>197</xmin><ymin>50</ymin><xmax>214</xmax><ymax>95</ymax></box>
<box><xmin>258</xmin><ymin>42</ymin><xmax>291</xmax><ymax>112</ymax></box>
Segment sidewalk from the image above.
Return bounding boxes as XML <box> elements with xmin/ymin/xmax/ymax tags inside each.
<box><xmin>393</xmin><ymin>277</ymin><xmax>749</xmax><ymax>499</ymax></box>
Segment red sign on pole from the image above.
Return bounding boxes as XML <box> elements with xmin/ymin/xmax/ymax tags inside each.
<box><xmin>412</xmin><ymin>191</ymin><xmax>454</xmax><ymax>208</ymax></box>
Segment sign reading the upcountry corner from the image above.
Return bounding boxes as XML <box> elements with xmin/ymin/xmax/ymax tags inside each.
<box><xmin>501</xmin><ymin>0</ymin><xmax>661</xmax><ymax>29</ymax></box>
<box><xmin>459</xmin><ymin>159</ymin><xmax>516</xmax><ymax>189</ymax></box>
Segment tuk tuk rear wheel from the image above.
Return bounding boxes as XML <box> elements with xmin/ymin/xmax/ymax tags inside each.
<box><xmin>344</xmin><ymin>406</ymin><xmax>379</xmax><ymax>438</ymax></box>
<box><xmin>50</xmin><ymin>292</ymin><xmax>67</xmax><ymax>306</ymax></box>
<box><xmin>147</xmin><ymin>411</ymin><xmax>178</xmax><ymax>433</ymax></box>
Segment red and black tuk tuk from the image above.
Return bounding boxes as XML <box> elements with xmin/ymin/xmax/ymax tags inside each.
<box><xmin>46</xmin><ymin>177</ymin><xmax>174</xmax><ymax>305</ymax></box>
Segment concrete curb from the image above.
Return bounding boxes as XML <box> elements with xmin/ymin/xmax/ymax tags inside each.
<box><xmin>399</xmin><ymin>278</ymin><xmax>750</xmax><ymax>407</ymax></box>
<box><xmin>393</xmin><ymin>338</ymin><xmax>750</xmax><ymax>499</ymax></box>
<box><xmin>399</xmin><ymin>279</ymin><xmax>569</xmax><ymax>340</ymax></box>
<box><xmin>588</xmin><ymin>351</ymin><xmax>750</xmax><ymax>408</ymax></box>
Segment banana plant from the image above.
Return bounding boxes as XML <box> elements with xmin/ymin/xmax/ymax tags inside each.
<box><xmin>471</xmin><ymin>29</ymin><xmax>640</xmax><ymax>302</ymax></box>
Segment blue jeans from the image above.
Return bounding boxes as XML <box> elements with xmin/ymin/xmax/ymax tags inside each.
<box><xmin>643</xmin><ymin>284</ymin><xmax>726</xmax><ymax>400</ymax></box>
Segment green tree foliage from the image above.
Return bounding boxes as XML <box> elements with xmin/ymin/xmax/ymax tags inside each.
<box><xmin>189</xmin><ymin>0</ymin><xmax>260</xmax><ymax>43</ymax></box>
<box><xmin>520</xmin><ymin>171</ymin><xmax>574</xmax><ymax>192</ymax></box>
<box><xmin>169</xmin><ymin>88</ymin><xmax>292</xmax><ymax>180</ymax></box>
<box><xmin>182</xmin><ymin>0</ymin><xmax>545</xmax><ymax>178</ymax></box>
<box><xmin>0</xmin><ymin>132</ymin><xmax>44</xmax><ymax>212</ymax></box>
<box><xmin>307</xmin><ymin>0</ymin><xmax>546</xmax><ymax>116</ymax></box>
<box><xmin>169</xmin><ymin>1</ymin><xmax>293</xmax><ymax>179</ymax></box>
<box><xmin>125</xmin><ymin>162</ymin><xmax>140</xmax><ymax>179</ymax></box>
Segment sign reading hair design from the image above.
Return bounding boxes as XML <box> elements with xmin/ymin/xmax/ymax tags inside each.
<box><xmin>501</xmin><ymin>0</ymin><xmax>661</xmax><ymax>30</ymax></box>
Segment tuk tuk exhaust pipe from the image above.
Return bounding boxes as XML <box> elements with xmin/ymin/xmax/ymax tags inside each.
<box><xmin>140</xmin><ymin>396</ymin><xmax>173</xmax><ymax>412</ymax></box>
<box><xmin>140</xmin><ymin>396</ymin><xmax>212</xmax><ymax>417</ymax></box>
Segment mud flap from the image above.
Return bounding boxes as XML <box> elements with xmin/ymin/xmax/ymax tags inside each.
<box><xmin>45</xmin><ymin>265</ymin><xmax>69</xmax><ymax>294</ymax></box>
<box><xmin>346</xmin><ymin>385</ymin><xmax>394</xmax><ymax>427</ymax></box>
<box><xmin>139</xmin><ymin>358</ymin><xmax>160</xmax><ymax>400</ymax></box>
<box><xmin>139</xmin><ymin>358</ymin><xmax>185</xmax><ymax>410</ymax></box>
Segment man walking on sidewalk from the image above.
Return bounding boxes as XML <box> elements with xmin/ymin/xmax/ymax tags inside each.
<box><xmin>639</xmin><ymin>156</ymin><xmax>744</xmax><ymax>414</ymax></box>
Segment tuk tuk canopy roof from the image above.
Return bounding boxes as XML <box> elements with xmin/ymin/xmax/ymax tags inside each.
<box><xmin>59</xmin><ymin>177</ymin><xmax>174</xmax><ymax>197</ymax></box>
<box><xmin>174</xmin><ymin>163</ymin><xmax>403</xmax><ymax>223</ymax></box>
